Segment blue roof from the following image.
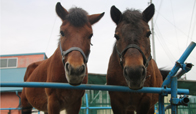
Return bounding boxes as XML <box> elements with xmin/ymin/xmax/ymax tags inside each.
<box><xmin>0</xmin><ymin>52</ymin><xmax>48</xmax><ymax>59</ymax></box>
<box><xmin>0</xmin><ymin>52</ymin><xmax>46</xmax><ymax>57</ymax></box>
<box><xmin>0</xmin><ymin>68</ymin><xmax>26</xmax><ymax>92</ymax></box>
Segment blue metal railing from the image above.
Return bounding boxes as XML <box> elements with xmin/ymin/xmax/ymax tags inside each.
<box><xmin>0</xmin><ymin>82</ymin><xmax>189</xmax><ymax>94</ymax></box>
<box><xmin>162</xmin><ymin>42</ymin><xmax>196</xmax><ymax>87</ymax></box>
<box><xmin>159</xmin><ymin>41</ymin><xmax>196</xmax><ymax>114</ymax></box>
<box><xmin>0</xmin><ymin>41</ymin><xmax>195</xmax><ymax>114</ymax></box>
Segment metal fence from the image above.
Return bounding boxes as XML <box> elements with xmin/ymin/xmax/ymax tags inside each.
<box><xmin>1</xmin><ymin>42</ymin><xmax>196</xmax><ymax>114</ymax></box>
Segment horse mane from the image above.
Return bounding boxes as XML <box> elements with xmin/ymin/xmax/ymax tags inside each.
<box><xmin>121</xmin><ymin>9</ymin><xmax>142</xmax><ymax>25</ymax></box>
<box><xmin>66</xmin><ymin>7</ymin><xmax>88</xmax><ymax>27</ymax></box>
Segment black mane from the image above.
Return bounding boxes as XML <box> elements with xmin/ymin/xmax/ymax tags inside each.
<box><xmin>66</xmin><ymin>7</ymin><xmax>88</xmax><ymax>27</ymax></box>
<box><xmin>122</xmin><ymin>9</ymin><xmax>142</xmax><ymax>25</ymax></box>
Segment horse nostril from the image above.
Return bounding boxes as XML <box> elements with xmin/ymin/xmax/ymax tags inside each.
<box><xmin>142</xmin><ymin>66</ymin><xmax>146</xmax><ymax>76</ymax></box>
<box><xmin>65</xmin><ymin>62</ymin><xmax>70</xmax><ymax>72</ymax></box>
<box><xmin>79</xmin><ymin>65</ymin><xmax>85</xmax><ymax>74</ymax></box>
<box><xmin>124</xmin><ymin>67</ymin><xmax>128</xmax><ymax>76</ymax></box>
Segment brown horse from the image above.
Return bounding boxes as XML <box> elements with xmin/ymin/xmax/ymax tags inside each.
<box><xmin>21</xmin><ymin>2</ymin><xmax>104</xmax><ymax>114</ymax></box>
<box><xmin>23</xmin><ymin>61</ymin><xmax>42</xmax><ymax>82</ymax></box>
<box><xmin>107</xmin><ymin>4</ymin><xmax>163</xmax><ymax>114</ymax></box>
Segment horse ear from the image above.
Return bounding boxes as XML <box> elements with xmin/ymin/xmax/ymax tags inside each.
<box><xmin>56</xmin><ymin>2</ymin><xmax>68</xmax><ymax>20</ymax></box>
<box><xmin>110</xmin><ymin>5</ymin><xmax>122</xmax><ymax>25</ymax></box>
<box><xmin>88</xmin><ymin>12</ymin><xmax>105</xmax><ymax>25</ymax></box>
<box><xmin>142</xmin><ymin>4</ymin><xmax>155</xmax><ymax>23</ymax></box>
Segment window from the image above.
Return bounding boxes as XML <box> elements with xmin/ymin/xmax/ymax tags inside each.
<box><xmin>0</xmin><ymin>58</ymin><xmax>17</xmax><ymax>68</ymax></box>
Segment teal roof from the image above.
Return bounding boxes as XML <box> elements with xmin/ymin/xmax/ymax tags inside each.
<box><xmin>0</xmin><ymin>52</ymin><xmax>46</xmax><ymax>57</ymax></box>
<box><xmin>0</xmin><ymin>68</ymin><xmax>26</xmax><ymax>92</ymax></box>
<box><xmin>0</xmin><ymin>52</ymin><xmax>48</xmax><ymax>59</ymax></box>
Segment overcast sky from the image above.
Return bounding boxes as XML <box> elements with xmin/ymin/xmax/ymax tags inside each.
<box><xmin>1</xmin><ymin>0</ymin><xmax>196</xmax><ymax>80</ymax></box>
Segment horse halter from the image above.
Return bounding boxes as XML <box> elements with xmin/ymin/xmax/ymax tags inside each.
<box><xmin>115</xmin><ymin>44</ymin><xmax>152</xmax><ymax>68</ymax></box>
<box><xmin>59</xmin><ymin>42</ymin><xmax>89</xmax><ymax>65</ymax></box>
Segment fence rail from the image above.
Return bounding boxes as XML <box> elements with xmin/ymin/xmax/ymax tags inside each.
<box><xmin>0</xmin><ymin>82</ymin><xmax>189</xmax><ymax>94</ymax></box>
<box><xmin>1</xmin><ymin>41</ymin><xmax>196</xmax><ymax>114</ymax></box>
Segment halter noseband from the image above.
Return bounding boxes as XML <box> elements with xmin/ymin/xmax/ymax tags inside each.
<box><xmin>60</xmin><ymin>42</ymin><xmax>89</xmax><ymax>65</ymax></box>
<box><xmin>116</xmin><ymin>44</ymin><xmax>152</xmax><ymax>68</ymax></box>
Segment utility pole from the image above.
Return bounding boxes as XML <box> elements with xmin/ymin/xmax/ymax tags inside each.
<box><xmin>150</xmin><ymin>0</ymin><xmax>156</xmax><ymax>61</ymax></box>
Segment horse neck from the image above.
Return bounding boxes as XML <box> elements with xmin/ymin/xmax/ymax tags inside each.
<box><xmin>45</xmin><ymin>47</ymin><xmax>68</xmax><ymax>82</ymax></box>
<box><xmin>110</xmin><ymin>47</ymin><xmax>123</xmax><ymax>69</ymax></box>
<box><xmin>146</xmin><ymin>59</ymin><xmax>156</xmax><ymax>79</ymax></box>
<box><xmin>50</xmin><ymin>46</ymin><xmax>64</xmax><ymax>67</ymax></box>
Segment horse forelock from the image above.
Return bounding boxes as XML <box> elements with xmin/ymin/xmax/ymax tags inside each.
<box><xmin>66</xmin><ymin>7</ymin><xmax>88</xmax><ymax>27</ymax></box>
<box><xmin>120</xmin><ymin>9</ymin><xmax>145</xmax><ymax>42</ymax></box>
<box><xmin>122</xmin><ymin>9</ymin><xmax>142</xmax><ymax>25</ymax></box>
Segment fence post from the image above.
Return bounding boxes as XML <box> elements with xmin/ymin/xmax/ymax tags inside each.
<box><xmin>159</xmin><ymin>94</ymin><xmax>165</xmax><ymax>114</ymax></box>
<box><xmin>171</xmin><ymin>76</ymin><xmax>178</xmax><ymax>114</ymax></box>
<box><xmin>85</xmin><ymin>94</ymin><xmax>89</xmax><ymax>114</ymax></box>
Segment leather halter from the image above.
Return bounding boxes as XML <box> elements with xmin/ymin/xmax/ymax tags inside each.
<box><xmin>115</xmin><ymin>44</ymin><xmax>152</xmax><ymax>68</ymax></box>
<box><xmin>59</xmin><ymin>42</ymin><xmax>89</xmax><ymax>65</ymax></box>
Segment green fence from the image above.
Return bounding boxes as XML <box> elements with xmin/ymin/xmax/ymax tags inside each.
<box><xmin>78</xmin><ymin>74</ymin><xmax>196</xmax><ymax>114</ymax></box>
<box><xmin>80</xmin><ymin>90</ymin><xmax>112</xmax><ymax>114</ymax></box>
<box><xmin>79</xmin><ymin>90</ymin><xmax>196</xmax><ymax>114</ymax></box>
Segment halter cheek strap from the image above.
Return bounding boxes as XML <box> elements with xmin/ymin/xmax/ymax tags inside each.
<box><xmin>116</xmin><ymin>44</ymin><xmax>152</xmax><ymax>68</ymax></box>
<box><xmin>59</xmin><ymin>42</ymin><xmax>89</xmax><ymax>65</ymax></box>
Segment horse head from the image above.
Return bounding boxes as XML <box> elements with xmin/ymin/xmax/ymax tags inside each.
<box><xmin>56</xmin><ymin>2</ymin><xmax>104</xmax><ymax>86</ymax></box>
<box><xmin>110</xmin><ymin>4</ymin><xmax>154</xmax><ymax>90</ymax></box>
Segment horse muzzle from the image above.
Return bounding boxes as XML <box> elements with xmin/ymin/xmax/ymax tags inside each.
<box><xmin>64</xmin><ymin>62</ymin><xmax>86</xmax><ymax>86</ymax></box>
<box><xmin>123</xmin><ymin>65</ymin><xmax>146</xmax><ymax>90</ymax></box>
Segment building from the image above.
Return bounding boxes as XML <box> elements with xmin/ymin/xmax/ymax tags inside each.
<box><xmin>0</xmin><ymin>53</ymin><xmax>47</xmax><ymax>114</ymax></box>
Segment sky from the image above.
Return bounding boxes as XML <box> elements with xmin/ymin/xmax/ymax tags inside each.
<box><xmin>1</xmin><ymin>0</ymin><xmax>196</xmax><ymax>80</ymax></box>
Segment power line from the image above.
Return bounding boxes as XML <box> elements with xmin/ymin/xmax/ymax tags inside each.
<box><xmin>154</xmin><ymin>0</ymin><xmax>163</xmax><ymax>24</ymax></box>
<box><xmin>45</xmin><ymin>0</ymin><xmax>63</xmax><ymax>55</ymax></box>
<box><xmin>155</xmin><ymin>9</ymin><xmax>190</xmax><ymax>39</ymax></box>
<box><xmin>189</xmin><ymin>0</ymin><xmax>196</xmax><ymax>42</ymax></box>
<box><xmin>154</xmin><ymin>23</ymin><xmax>176</xmax><ymax>63</ymax></box>
<box><xmin>190</xmin><ymin>18</ymin><xmax>196</xmax><ymax>41</ymax></box>
<box><xmin>170</xmin><ymin>0</ymin><xmax>180</xmax><ymax>53</ymax></box>
<box><xmin>45</xmin><ymin>16</ymin><xmax>57</xmax><ymax>54</ymax></box>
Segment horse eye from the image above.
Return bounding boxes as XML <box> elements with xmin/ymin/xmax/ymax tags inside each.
<box><xmin>114</xmin><ymin>34</ymin><xmax>120</xmax><ymax>40</ymax></box>
<box><xmin>146</xmin><ymin>31</ymin><xmax>151</xmax><ymax>38</ymax></box>
<box><xmin>60</xmin><ymin>31</ymin><xmax>64</xmax><ymax>36</ymax></box>
<box><xmin>89</xmin><ymin>34</ymin><xmax>93</xmax><ymax>39</ymax></box>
